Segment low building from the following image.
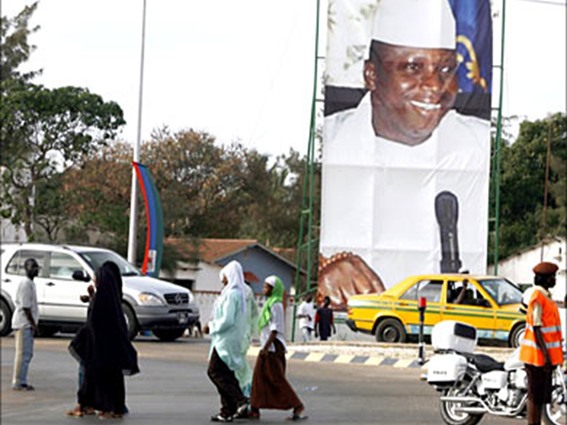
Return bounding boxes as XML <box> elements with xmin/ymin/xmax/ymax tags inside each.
<box><xmin>489</xmin><ymin>237</ymin><xmax>566</xmax><ymax>302</ymax></box>
<box><xmin>161</xmin><ymin>237</ymin><xmax>305</xmax><ymax>340</ymax></box>
<box><xmin>161</xmin><ymin>237</ymin><xmax>300</xmax><ymax>295</ymax></box>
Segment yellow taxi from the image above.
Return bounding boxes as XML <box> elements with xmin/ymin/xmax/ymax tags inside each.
<box><xmin>346</xmin><ymin>274</ymin><xmax>526</xmax><ymax>347</ymax></box>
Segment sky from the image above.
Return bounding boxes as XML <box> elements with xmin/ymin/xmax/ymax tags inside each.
<box><xmin>3</xmin><ymin>0</ymin><xmax>566</xmax><ymax>158</ymax></box>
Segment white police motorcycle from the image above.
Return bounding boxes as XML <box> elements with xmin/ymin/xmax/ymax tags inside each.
<box><xmin>426</xmin><ymin>320</ymin><xmax>566</xmax><ymax>425</ymax></box>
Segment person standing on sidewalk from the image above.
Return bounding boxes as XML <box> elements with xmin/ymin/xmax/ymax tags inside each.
<box><xmin>297</xmin><ymin>294</ymin><xmax>316</xmax><ymax>342</ymax></box>
<box><xmin>249</xmin><ymin>275</ymin><xmax>307</xmax><ymax>421</ymax></box>
<box><xmin>205</xmin><ymin>261</ymin><xmax>249</xmax><ymax>423</ymax></box>
<box><xmin>519</xmin><ymin>261</ymin><xmax>564</xmax><ymax>425</ymax></box>
<box><xmin>11</xmin><ymin>258</ymin><xmax>40</xmax><ymax>391</ymax></box>
<box><xmin>314</xmin><ymin>296</ymin><xmax>336</xmax><ymax>341</ymax></box>
<box><xmin>68</xmin><ymin>262</ymin><xmax>139</xmax><ymax>419</ymax></box>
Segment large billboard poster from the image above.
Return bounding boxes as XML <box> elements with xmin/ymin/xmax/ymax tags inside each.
<box><xmin>319</xmin><ymin>0</ymin><xmax>493</xmax><ymax>309</ymax></box>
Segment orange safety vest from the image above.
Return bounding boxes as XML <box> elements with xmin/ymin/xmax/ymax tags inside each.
<box><xmin>519</xmin><ymin>288</ymin><xmax>564</xmax><ymax>367</ymax></box>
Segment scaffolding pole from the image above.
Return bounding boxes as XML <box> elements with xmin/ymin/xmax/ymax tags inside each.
<box><xmin>291</xmin><ymin>0</ymin><xmax>321</xmax><ymax>342</ymax></box>
<box><xmin>492</xmin><ymin>0</ymin><xmax>507</xmax><ymax>274</ymax></box>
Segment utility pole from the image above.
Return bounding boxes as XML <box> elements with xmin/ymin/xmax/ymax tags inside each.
<box><xmin>127</xmin><ymin>0</ymin><xmax>148</xmax><ymax>265</ymax></box>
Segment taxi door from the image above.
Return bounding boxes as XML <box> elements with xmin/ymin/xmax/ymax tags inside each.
<box><xmin>396</xmin><ymin>279</ymin><xmax>444</xmax><ymax>336</ymax></box>
<box><xmin>442</xmin><ymin>279</ymin><xmax>496</xmax><ymax>339</ymax></box>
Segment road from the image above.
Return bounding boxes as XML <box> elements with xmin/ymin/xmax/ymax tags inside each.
<box><xmin>1</xmin><ymin>335</ymin><xmax>524</xmax><ymax>425</ymax></box>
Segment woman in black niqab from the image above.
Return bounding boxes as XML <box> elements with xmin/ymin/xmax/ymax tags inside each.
<box><xmin>69</xmin><ymin>261</ymin><xmax>139</xmax><ymax>418</ymax></box>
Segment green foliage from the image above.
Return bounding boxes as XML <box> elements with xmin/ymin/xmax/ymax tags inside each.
<box><xmin>140</xmin><ymin>128</ymin><xmax>316</xmax><ymax>250</ymax></box>
<box><xmin>492</xmin><ymin>113</ymin><xmax>567</xmax><ymax>260</ymax></box>
<box><xmin>0</xmin><ymin>4</ymin><xmax>126</xmax><ymax>240</ymax></box>
<box><xmin>0</xmin><ymin>1</ymin><xmax>41</xmax><ymax>83</ymax></box>
<box><xmin>0</xmin><ymin>83</ymin><xmax>126</xmax><ymax>238</ymax></box>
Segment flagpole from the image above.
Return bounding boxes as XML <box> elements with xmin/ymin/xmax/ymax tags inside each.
<box><xmin>127</xmin><ymin>0</ymin><xmax>147</xmax><ymax>265</ymax></box>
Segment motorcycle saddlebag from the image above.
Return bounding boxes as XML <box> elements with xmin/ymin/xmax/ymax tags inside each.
<box><xmin>427</xmin><ymin>353</ymin><xmax>468</xmax><ymax>385</ymax></box>
<box><xmin>431</xmin><ymin>320</ymin><xmax>477</xmax><ymax>354</ymax></box>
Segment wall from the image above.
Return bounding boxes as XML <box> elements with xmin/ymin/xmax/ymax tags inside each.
<box><xmin>194</xmin><ymin>291</ymin><xmax>374</xmax><ymax>344</ymax></box>
<box><xmin>0</xmin><ymin>218</ymin><xmax>26</xmax><ymax>243</ymax></box>
<box><xmin>489</xmin><ymin>238</ymin><xmax>566</xmax><ymax>301</ymax></box>
<box><xmin>217</xmin><ymin>246</ymin><xmax>296</xmax><ymax>295</ymax></box>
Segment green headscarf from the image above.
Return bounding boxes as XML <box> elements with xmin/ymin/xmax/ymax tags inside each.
<box><xmin>258</xmin><ymin>275</ymin><xmax>284</xmax><ymax>332</ymax></box>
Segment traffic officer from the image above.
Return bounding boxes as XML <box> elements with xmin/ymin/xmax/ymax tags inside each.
<box><xmin>519</xmin><ymin>261</ymin><xmax>563</xmax><ymax>425</ymax></box>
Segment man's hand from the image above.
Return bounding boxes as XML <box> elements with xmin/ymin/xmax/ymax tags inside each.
<box><xmin>318</xmin><ymin>252</ymin><xmax>385</xmax><ymax>310</ymax></box>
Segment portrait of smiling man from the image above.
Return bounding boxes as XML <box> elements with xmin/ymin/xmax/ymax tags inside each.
<box><xmin>363</xmin><ymin>0</ymin><xmax>460</xmax><ymax>146</ymax></box>
<box><xmin>365</xmin><ymin>41</ymin><xmax>458</xmax><ymax>146</ymax></box>
<box><xmin>319</xmin><ymin>0</ymin><xmax>492</xmax><ymax>303</ymax></box>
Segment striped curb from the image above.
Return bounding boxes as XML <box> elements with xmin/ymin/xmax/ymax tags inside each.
<box><xmin>246</xmin><ymin>346</ymin><xmax>427</xmax><ymax>369</ymax></box>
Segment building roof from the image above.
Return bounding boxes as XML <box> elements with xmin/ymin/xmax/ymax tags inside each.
<box><xmin>499</xmin><ymin>236</ymin><xmax>566</xmax><ymax>262</ymax></box>
<box><xmin>165</xmin><ymin>237</ymin><xmax>300</xmax><ymax>271</ymax></box>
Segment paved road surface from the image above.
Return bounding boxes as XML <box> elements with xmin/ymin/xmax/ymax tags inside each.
<box><xmin>1</xmin><ymin>335</ymin><xmax>524</xmax><ymax>425</ymax></box>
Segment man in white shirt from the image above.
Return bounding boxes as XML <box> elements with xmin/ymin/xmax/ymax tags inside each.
<box><xmin>320</xmin><ymin>0</ymin><xmax>491</xmax><ymax>291</ymax></box>
<box><xmin>11</xmin><ymin>258</ymin><xmax>40</xmax><ymax>391</ymax></box>
<box><xmin>296</xmin><ymin>295</ymin><xmax>315</xmax><ymax>342</ymax></box>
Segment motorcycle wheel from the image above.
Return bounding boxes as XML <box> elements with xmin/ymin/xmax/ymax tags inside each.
<box><xmin>542</xmin><ymin>384</ymin><xmax>567</xmax><ymax>425</ymax></box>
<box><xmin>440</xmin><ymin>385</ymin><xmax>484</xmax><ymax>425</ymax></box>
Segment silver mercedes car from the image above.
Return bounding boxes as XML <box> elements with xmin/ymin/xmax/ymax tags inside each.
<box><xmin>0</xmin><ymin>243</ymin><xmax>199</xmax><ymax>341</ymax></box>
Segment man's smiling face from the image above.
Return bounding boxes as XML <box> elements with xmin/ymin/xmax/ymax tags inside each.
<box><xmin>365</xmin><ymin>41</ymin><xmax>458</xmax><ymax>146</ymax></box>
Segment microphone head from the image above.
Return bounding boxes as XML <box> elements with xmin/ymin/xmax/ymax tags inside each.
<box><xmin>435</xmin><ymin>191</ymin><xmax>459</xmax><ymax>225</ymax></box>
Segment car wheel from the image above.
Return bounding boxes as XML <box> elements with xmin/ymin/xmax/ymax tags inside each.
<box><xmin>509</xmin><ymin>323</ymin><xmax>525</xmax><ymax>348</ymax></box>
<box><xmin>375</xmin><ymin>318</ymin><xmax>407</xmax><ymax>343</ymax></box>
<box><xmin>122</xmin><ymin>302</ymin><xmax>139</xmax><ymax>341</ymax></box>
<box><xmin>153</xmin><ymin>328</ymin><xmax>186</xmax><ymax>342</ymax></box>
<box><xmin>0</xmin><ymin>299</ymin><xmax>13</xmax><ymax>337</ymax></box>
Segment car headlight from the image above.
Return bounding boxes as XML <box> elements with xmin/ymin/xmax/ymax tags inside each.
<box><xmin>138</xmin><ymin>292</ymin><xmax>165</xmax><ymax>306</ymax></box>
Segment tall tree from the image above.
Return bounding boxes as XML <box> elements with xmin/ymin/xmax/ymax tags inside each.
<box><xmin>494</xmin><ymin>113</ymin><xmax>567</xmax><ymax>259</ymax></box>
<box><xmin>0</xmin><ymin>1</ymin><xmax>41</xmax><ymax>83</ymax></box>
<box><xmin>62</xmin><ymin>142</ymin><xmax>132</xmax><ymax>245</ymax></box>
<box><xmin>0</xmin><ymin>84</ymin><xmax>126</xmax><ymax>239</ymax></box>
<box><xmin>141</xmin><ymin>127</ymin><xmax>249</xmax><ymax>238</ymax></box>
<box><xmin>0</xmin><ymin>4</ymin><xmax>126</xmax><ymax>240</ymax></box>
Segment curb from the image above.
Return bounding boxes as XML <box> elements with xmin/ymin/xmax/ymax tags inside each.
<box><xmin>246</xmin><ymin>346</ymin><xmax>427</xmax><ymax>369</ymax></box>
<box><xmin>246</xmin><ymin>341</ymin><xmax>515</xmax><ymax>369</ymax></box>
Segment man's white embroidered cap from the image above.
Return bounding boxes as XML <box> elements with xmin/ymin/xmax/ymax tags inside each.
<box><xmin>371</xmin><ymin>0</ymin><xmax>456</xmax><ymax>49</ymax></box>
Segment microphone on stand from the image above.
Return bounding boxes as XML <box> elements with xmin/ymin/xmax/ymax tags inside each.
<box><xmin>435</xmin><ymin>191</ymin><xmax>462</xmax><ymax>273</ymax></box>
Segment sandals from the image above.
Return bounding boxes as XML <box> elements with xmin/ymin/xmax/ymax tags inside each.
<box><xmin>66</xmin><ymin>408</ymin><xmax>84</xmax><ymax>417</ymax></box>
<box><xmin>65</xmin><ymin>405</ymin><xmax>96</xmax><ymax>417</ymax></box>
<box><xmin>248</xmin><ymin>408</ymin><xmax>260</xmax><ymax>420</ymax></box>
<box><xmin>287</xmin><ymin>413</ymin><xmax>308</xmax><ymax>421</ymax></box>
<box><xmin>287</xmin><ymin>405</ymin><xmax>308</xmax><ymax>421</ymax></box>
<box><xmin>98</xmin><ymin>411</ymin><xmax>123</xmax><ymax>420</ymax></box>
<box><xmin>83</xmin><ymin>407</ymin><xmax>96</xmax><ymax>416</ymax></box>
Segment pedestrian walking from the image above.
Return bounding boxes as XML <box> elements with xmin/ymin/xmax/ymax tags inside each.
<box><xmin>205</xmin><ymin>261</ymin><xmax>249</xmax><ymax>423</ymax></box>
<box><xmin>314</xmin><ymin>296</ymin><xmax>336</xmax><ymax>341</ymax></box>
<box><xmin>296</xmin><ymin>294</ymin><xmax>316</xmax><ymax>342</ymax></box>
<box><xmin>11</xmin><ymin>258</ymin><xmax>40</xmax><ymax>391</ymax></box>
<box><xmin>249</xmin><ymin>275</ymin><xmax>307</xmax><ymax>421</ymax></box>
<box><xmin>235</xmin><ymin>280</ymin><xmax>259</xmax><ymax>399</ymax></box>
<box><xmin>519</xmin><ymin>261</ymin><xmax>563</xmax><ymax>425</ymax></box>
<box><xmin>68</xmin><ymin>262</ymin><xmax>139</xmax><ymax>419</ymax></box>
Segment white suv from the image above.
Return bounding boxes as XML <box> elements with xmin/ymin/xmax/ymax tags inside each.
<box><xmin>0</xmin><ymin>243</ymin><xmax>199</xmax><ymax>341</ymax></box>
